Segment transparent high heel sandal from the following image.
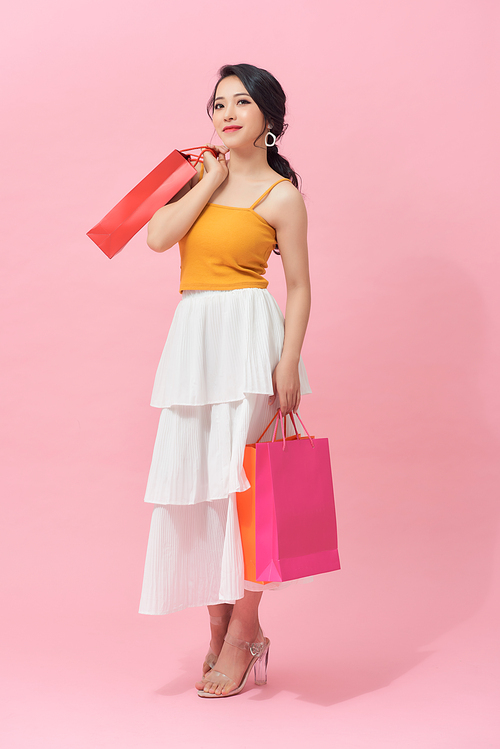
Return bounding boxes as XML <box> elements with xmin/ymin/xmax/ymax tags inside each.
<box><xmin>198</xmin><ymin>627</ymin><xmax>270</xmax><ymax>698</ymax></box>
<box><xmin>202</xmin><ymin>614</ymin><xmax>232</xmax><ymax>676</ymax></box>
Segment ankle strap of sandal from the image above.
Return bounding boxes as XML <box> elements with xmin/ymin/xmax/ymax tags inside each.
<box><xmin>224</xmin><ymin>628</ymin><xmax>266</xmax><ymax>657</ymax></box>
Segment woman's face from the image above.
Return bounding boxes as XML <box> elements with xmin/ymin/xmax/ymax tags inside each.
<box><xmin>212</xmin><ymin>76</ymin><xmax>267</xmax><ymax>149</ymax></box>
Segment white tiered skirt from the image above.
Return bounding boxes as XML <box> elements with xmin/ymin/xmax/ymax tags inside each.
<box><xmin>139</xmin><ymin>288</ymin><xmax>311</xmax><ymax>615</ymax></box>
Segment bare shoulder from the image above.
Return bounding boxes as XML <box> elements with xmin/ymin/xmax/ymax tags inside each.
<box><xmin>268</xmin><ymin>180</ymin><xmax>307</xmax><ymax>231</ymax></box>
<box><xmin>272</xmin><ymin>179</ymin><xmax>304</xmax><ymax>207</ymax></box>
<box><xmin>264</xmin><ymin>177</ymin><xmax>305</xmax><ymax>216</ymax></box>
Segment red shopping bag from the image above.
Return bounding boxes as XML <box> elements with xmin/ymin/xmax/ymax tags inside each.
<box><xmin>86</xmin><ymin>146</ymin><xmax>216</xmax><ymax>258</ymax></box>
<box><xmin>236</xmin><ymin>411</ymin><xmax>340</xmax><ymax>583</ymax></box>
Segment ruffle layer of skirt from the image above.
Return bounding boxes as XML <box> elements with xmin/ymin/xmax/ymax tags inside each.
<box><xmin>151</xmin><ymin>288</ymin><xmax>311</xmax><ymax>408</ymax></box>
<box><xmin>139</xmin><ymin>497</ymin><xmax>245</xmax><ymax>613</ymax></box>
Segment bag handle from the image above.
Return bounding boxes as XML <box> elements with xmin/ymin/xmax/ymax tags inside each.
<box><xmin>255</xmin><ymin>409</ymin><xmax>294</xmax><ymax>447</ymax></box>
<box><xmin>288</xmin><ymin>411</ymin><xmax>315</xmax><ymax>448</ymax></box>
<box><xmin>255</xmin><ymin>411</ymin><xmax>282</xmax><ymax>444</ymax></box>
<box><xmin>179</xmin><ymin>146</ymin><xmax>218</xmax><ymax>167</ymax></box>
<box><xmin>256</xmin><ymin>409</ymin><xmax>314</xmax><ymax>451</ymax></box>
<box><xmin>272</xmin><ymin>410</ymin><xmax>298</xmax><ymax>449</ymax></box>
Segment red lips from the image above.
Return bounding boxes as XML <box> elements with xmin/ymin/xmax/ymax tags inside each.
<box><xmin>223</xmin><ymin>126</ymin><xmax>242</xmax><ymax>132</ymax></box>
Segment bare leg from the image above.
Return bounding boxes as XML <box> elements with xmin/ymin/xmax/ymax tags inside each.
<box><xmin>196</xmin><ymin>590</ymin><xmax>264</xmax><ymax>694</ymax></box>
<box><xmin>206</xmin><ymin>603</ymin><xmax>233</xmax><ymax>659</ymax></box>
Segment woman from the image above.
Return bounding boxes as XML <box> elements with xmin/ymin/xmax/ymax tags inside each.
<box><xmin>139</xmin><ymin>63</ymin><xmax>311</xmax><ymax>697</ymax></box>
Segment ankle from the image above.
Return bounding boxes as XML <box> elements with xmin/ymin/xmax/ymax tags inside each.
<box><xmin>227</xmin><ymin>619</ymin><xmax>262</xmax><ymax>643</ymax></box>
<box><xmin>208</xmin><ymin>610</ymin><xmax>233</xmax><ymax>653</ymax></box>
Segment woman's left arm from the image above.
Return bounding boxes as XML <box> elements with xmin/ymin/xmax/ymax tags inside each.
<box><xmin>269</xmin><ymin>186</ymin><xmax>311</xmax><ymax>415</ymax></box>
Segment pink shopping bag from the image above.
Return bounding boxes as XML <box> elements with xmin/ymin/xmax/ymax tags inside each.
<box><xmin>86</xmin><ymin>146</ymin><xmax>215</xmax><ymax>258</ymax></box>
<box><xmin>252</xmin><ymin>411</ymin><xmax>340</xmax><ymax>582</ymax></box>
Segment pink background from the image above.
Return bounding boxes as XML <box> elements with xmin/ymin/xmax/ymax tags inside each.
<box><xmin>1</xmin><ymin>0</ymin><xmax>499</xmax><ymax>746</ymax></box>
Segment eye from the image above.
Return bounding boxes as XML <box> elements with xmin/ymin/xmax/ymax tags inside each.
<box><xmin>237</xmin><ymin>99</ymin><xmax>251</xmax><ymax>105</ymax></box>
<box><xmin>214</xmin><ymin>103</ymin><xmax>224</xmax><ymax>110</ymax></box>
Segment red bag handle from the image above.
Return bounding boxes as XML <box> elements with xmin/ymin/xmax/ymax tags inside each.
<box><xmin>179</xmin><ymin>146</ymin><xmax>219</xmax><ymax>167</ymax></box>
<box><xmin>255</xmin><ymin>409</ymin><xmax>314</xmax><ymax>450</ymax></box>
<box><xmin>255</xmin><ymin>411</ymin><xmax>281</xmax><ymax>444</ymax></box>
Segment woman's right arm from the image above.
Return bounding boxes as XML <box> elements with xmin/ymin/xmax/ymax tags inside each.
<box><xmin>147</xmin><ymin>147</ymin><xmax>228</xmax><ymax>252</ymax></box>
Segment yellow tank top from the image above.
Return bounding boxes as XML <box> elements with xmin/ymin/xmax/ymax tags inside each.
<box><xmin>178</xmin><ymin>175</ymin><xmax>289</xmax><ymax>292</ymax></box>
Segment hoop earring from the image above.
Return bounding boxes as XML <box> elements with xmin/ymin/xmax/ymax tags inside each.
<box><xmin>265</xmin><ymin>130</ymin><xmax>277</xmax><ymax>148</ymax></box>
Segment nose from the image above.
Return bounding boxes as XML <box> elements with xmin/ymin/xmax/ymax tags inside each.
<box><xmin>224</xmin><ymin>102</ymin><xmax>236</xmax><ymax>120</ymax></box>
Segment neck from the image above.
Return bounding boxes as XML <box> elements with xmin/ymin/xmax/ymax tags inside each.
<box><xmin>225</xmin><ymin>143</ymin><xmax>270</xmax><ymax>179</ymax></box>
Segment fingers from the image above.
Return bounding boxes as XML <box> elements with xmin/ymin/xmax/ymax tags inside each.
<box><xmin>203</xmin><ymin>144</ymin><xmax>229</xmax><ymax>173</ymax></box>
<box><xmin>277</xmin><ymin>391</ymin><xmax>290</xmax><ymax>416</ymax></box>
<box><xmin>202</xmin><ymin>148</ymin><xmax>218</xmax><ymax>164</ymax></box>
<box><xmin>276</xmin><ymin>390</ymin><xmax>301</xmax><ymax>416</ymax></box>
<box><xmin>203</xmin><ymin>143</ymin><xmax>229</xmax><ymax>156</ymax></box>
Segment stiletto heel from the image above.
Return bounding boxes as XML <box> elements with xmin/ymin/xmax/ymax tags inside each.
<box><xmin>198</xmin><ymin>627</ymin><xmax>270</xmax><ymax>698</ymax></box>
<box><xmin>253</xmin><ymin>645</ymin><xmax>269</xmax><ymax>685</ymax></box>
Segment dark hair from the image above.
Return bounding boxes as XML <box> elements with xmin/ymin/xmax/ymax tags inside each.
<box><xmin>207</xmin><ymin>63</ymin><xmax>300</xmax><ymax>190</ymax></box>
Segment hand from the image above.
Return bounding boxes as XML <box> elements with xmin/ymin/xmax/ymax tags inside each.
<box><xmin>268</xmin><ymin>356</ymin><xmax>301</xmax><ymax>416</ymax></box>
<box><xmin>203</xmin><ymin>143</ymin><xmax>229</xmax><ymax>189</ymax></box>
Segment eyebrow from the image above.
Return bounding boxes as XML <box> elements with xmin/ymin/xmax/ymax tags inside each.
<box><xmin>214</xmin><ymin>92</ymin><xmax>251</xmax><ymax>101</ymax></box>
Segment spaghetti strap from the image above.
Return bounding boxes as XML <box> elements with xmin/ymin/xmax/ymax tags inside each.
<box><xmin>249</xmin><ymin>178</ymin><xmax>290</xmax><ymax>210</ymax></box>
